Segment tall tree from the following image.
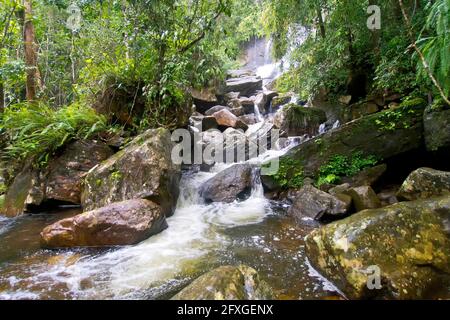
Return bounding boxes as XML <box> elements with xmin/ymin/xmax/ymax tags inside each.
<box><xmin>23</xmin><ymin>0</ymin><xmax>41</xmax><ymax>101</ymax></box>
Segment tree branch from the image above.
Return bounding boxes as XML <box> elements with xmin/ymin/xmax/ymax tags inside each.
<box><xmin>398</xmin><ymin>0</ymin><xmax>450</xmax><ymax>105</ymax></box>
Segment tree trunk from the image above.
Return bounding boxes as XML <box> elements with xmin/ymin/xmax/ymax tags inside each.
<box><xmin>23</xmin><ymin>0</ymin><xmax>41</xmax><ymax>101</ymax></box>
<box><xmin>317</xmin><ymin>7</ymin><xmax>326</xmax><ymax>39</ymax></box>
<box><xmin>0</xmin><ymin>82</ymin><xmax>4</xmax><ymax>113</ymax></box>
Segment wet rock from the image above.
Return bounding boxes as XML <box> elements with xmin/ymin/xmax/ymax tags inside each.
<box><xmin>224</xmin><ymin>92</ymin><xmax>240</xmax><ymax>102</ymax></box>
<box><xmin>225</xmin><ymin>76</ymin><xmax>262</xmax><ymax>97</ymax></box>
<box><xmin>81</xmin><ymin>129</ymin><xmax>181</xmax><ymax>217</ymax></box>
<box><xmin>305</xmin><ymin>196</ymin><xmax>450</xmax><ymax>299</ymax></box>
<box><xmin>212</xmin><ymin>109</ymin><xmax>248</xmax><ymax>131</ymax></box>
<box><xmin>274</xmin><ymin>104</ymin><xmax>327</xmax><ymax>137</ymax></box>
<box><xmin>172</xmin><ymin>265</ymin><xmax>274</xmax><ymax>300</ymax></box>
<box><xmin>265</xmin><ymin>104</ymin><xmax>425</xmax><ymax>181</ymax></box>
<box><xmin>41</xmin><ymin>199</ymin><xmax>167</xmax><ymax>248</ymax></box>
<box><xmin>204</xmin><ymin>105</ymin><xmax>230</xmax><ymax>116</ymax></box>
<box><xmin>239</xmin><ymin>97</ymin><xmax>257</xmax><ymax>115</ymax></box>
<box><xmin>351</xmin><ymin>102</ymin><xmax>379</xmax><ymax>120</ymax></box>
<box><xmin>239</xmin><ymin>114</ymin><xmax>257</xmax><ymax>125</ymax></box>
<box><xmin>342</xmin><ymin>164</ymin><xmax>387</xmax><ymax>187</ymax></box>
<box><xmin>288</xmin><ymin>185</ymin><xmax>350</xmax><ymax>221</ymax></box>
<box><xmin>227</xmin><ymin>69</ymin><xmax>255</xmax><ymax>79</ymax></box>
<box><xmin>347</xmin><ymin>186</ymin><xmax>381</xmax><ymax>212</ymax></box>
<box><xmin>397</xmin><ymin>168</ymin><xmax>450</xmax><ymax>201</ymax></box>
<box><xmin>255</xmin><ymin>91</ymin><xmax>277</xmax><ymax>114</ymax></box>
<box><xmin>424</xmin><ymin>105</ymin><xmax>450</xmax><ymax>152</ymax></box>
<box><xmin>3</xmin><ymin>141</ymin><xmax>114</xmax><ymax>218</ymax></box>
<box><xmin>191</xmin><ymin>87</ymin><xmax>219</xmax><ymax>114</ymax></box>
<box><xmin>328</xmin><ymin>183</ymin><xmax>351</xmax><ymax>196</ymax></box>
<box><xmin>271</xmin><ymin>94</ymin><xmax>292</xmax><ymax>112</ymax></box>
<box><xmin>190</xmin><ymin>115</ymin><xmax>218</xmax><ymax>131</ymax></box>
<box><xmin>200</xmin><ymin>164</ymin><xmax>254</xmax><ymax>203</ymax></box>
<box><xmin>377</xmin><ymin>186</ymin><xmax>399</xmax><ymax>207</ymax></box>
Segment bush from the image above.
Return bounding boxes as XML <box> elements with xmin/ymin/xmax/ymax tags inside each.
<box><xmin>317</xmin><ymin>152</ymin><xmax>378</xmax><ymax>186</ymax></box>
<box><xmin>0</xmin><ymin>102</ymin><xmax>108</xmax><ymax>166</ymax></box>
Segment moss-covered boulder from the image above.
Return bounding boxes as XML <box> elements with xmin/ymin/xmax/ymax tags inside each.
<box><xmin>274</xmin><ymin>104</ymin><xmax>326</xmax><ymax>137</ymax></box>
<box><xmin>263</xmin><ymin>104</ymin><xmax>425</xmax><ymax>189</ymax></box>
<box><xmin>81</xmin><ymin>129</ymin><xmax>181</xmax><ymax>216</ymax></box>
<box><xmin>397</xmin><ymin>168</ymin><xmax>450</xmax><ymax>201</ymax></box>
<box><xmin>271</xmin><ymin>94</ymin><xmax>292</xmax><ymax>112</ymax></box>
<box><xmin>424</xmin><ymin>104</ymin><xmax>450</xmax><ymax>152</ymax></box>
<box><xmin>41</xmin><ymin>199</ymin><xmax>167</xmax><ymax>248</ymax></box>
<box><xmin>305</xmin><ymin>196</ymin><xmax>450</xmax><ymax>299</ymax></box>
<box><xmin>172</xmin><ymin>265</ymin><xmax>274</xmax><ymax>300</ymax></box>
<box><xmin>2</xmin><ymin>141</ymin><xmax>114</xmax><ymax>218</ymax></box>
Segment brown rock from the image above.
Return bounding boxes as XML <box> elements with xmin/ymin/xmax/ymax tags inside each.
<box><xmin>288</xmin><ymin>185</ymin><xmax>350</xmax><ymax>221</ymax></box>
<box><xmin>41</xmin><ymin>199</ymin><xmax>167</xmax><ymax>248</ymax></box>
<box><xmin>347</xmin><ymin>186</ymin><xmax>381</xmax><ymax>211</ymax></box>
<box><xmin>212</xmin><ymin>109</ymin><xmax>248</xmax><ymax>131</ymax></box>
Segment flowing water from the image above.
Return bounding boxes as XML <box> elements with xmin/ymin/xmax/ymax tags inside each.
<box><xmin>0</xmin><ymin>38</ymin><xmax>342</xmax><ymax>300</ymax></box>
<box><xmin>0</xmin><ymin>161</ymin><xmax>339</xmax><ymax>300</ymax></box>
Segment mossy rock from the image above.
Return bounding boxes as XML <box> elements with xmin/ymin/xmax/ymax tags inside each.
<box><xmin>397</xmin><ymin>168</ymin><xmax>450</xmax><ymax>201</ymax></box>
<box><xmin>305</xmin><ymin>196</ymin><xmax>450</xmax><ymax>299</ymax></box>
<box><xmin>274</xmin><ymin>104</ymin><xmax>327</xmax><ymax>137</ymax></box>
<box><xmin>0</xmin><ymin>194</ymin><xmax>5</xmax><ymax>211</ymax></box>
<box><xmin>263</xmin><ymin>104</ymin><xmax>425</xmax><ymax>190</ymax></box>
<box><xmin>424</xmin><ymin>104</ymin><xmax>450</xmax><ymax>152</ymax></box>
<box><xmin>171</xmin><ymin>265</ymin><xmax>274</xmax><ymax>300</ymax></box>
<box><xmin>81</xmin><ymin>128</ymin><xmax>181</xmax><ymax>217</ymax></box>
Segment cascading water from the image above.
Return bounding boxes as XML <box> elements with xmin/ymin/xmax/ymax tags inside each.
<box><xmin>0</xmin><ymin>33</ymin><xmax>341</xmax><ymax>300</ymax></box>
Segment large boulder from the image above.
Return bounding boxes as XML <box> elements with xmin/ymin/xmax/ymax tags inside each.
<box><xmin>191</xmin><ymin>87</ymin><xmax>219</xmax><ymax>114</ymax></box>
<box><xmin>288</xmin><ymin>185</ymin><xmax>350</xmax><ymax>221</ymax></box>
<box><xmin>263</xmin><ymin>104</ymin><xmax>425</xmax><ymax>188</ymax></box>
<box><xmin>41</xmin><ymin>199</ymin><xmax>167</xmax><ymax>248</ymax></box>
<box><xmin>212</xmin><ymin>109</ymin><xmax>248</xmax><ymax>131</ymax></box>
<box><xmin>172</xmin><ymin>265</ymin><xmax>274</xmax><ymax>300</ymax></box>
<box><xmin>81</xmin><ymin>129</ymin><xmax>181</xmax><ymax>216</ymax></box>
<box><xmin>200</xmin><ymin>164</ymin><xmax>254</xmax><ymax>203</ymax></box>
<box><xmin>2</xmin><ymin>141</ymin><xmax>114</xmax><ymax>217</ymax></box>
<box><xmin>225</xmin><ymin>76</ymin><xmax>262</xmax><ymax>97</ymax></box>
<box><xmin>424</xmin><ymin>105</ymin><xmax>450</xmax><ymax>152</ymax></box>
<box><xmin>305</xmin><ymin>196</ymin><xmax>450</xmax><ymax>299</ymax></box>
<box><xmin>274</xmin><ymin>104</ymin><xmax>327</xmax><ymax>137</ymax></box>
<box><xmin>397</xmin><ymin>168</ymin><xmax>450</xmax><ymax>201</ymax></box>
<box><xmin>204</xmin><ymin>105</ymin><xmax>230</xmax><ymax>116</ymax></box>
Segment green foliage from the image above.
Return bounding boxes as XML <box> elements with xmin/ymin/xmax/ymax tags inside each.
<box><xmin>317</xmin><ymin>152</ymin><xmax>378</xmax><ymax>186</ymax></box>
<box><xmin>0</xmin><ymin>102</ymin><xmax>108</xmax><ymax>166</ymax></box>
<box><xmin>416</xmin><ymin>0</ymin><xmax>450</xmax><ymax>97</ymax></box>
<box><xmin>265</xmin><ymin>157</ymin><xmax>304</xmax><ymax>189</ymax></box>
<box><xmin>374</xmin><ymin>101</ymin><xmax>425</xmax><ymax>132</ymax></box>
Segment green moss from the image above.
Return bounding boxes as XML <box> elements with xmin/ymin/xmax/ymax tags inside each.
<box><xmin>0</xmin><ymin>195</ymin><xmax>4</xmax><ymax>209</ymax></box>
<box><xmin>0</xmin><ymin>183</ymin><xmax>6</xmax><ymax>195</ymax></box>
<box><xmin>374</xmin><ymin>104</ymin><xmax>423</xmax><ymax>132</ymax></box>
<box><xmin>317</xmin><ymin>152</ymin><xmax>378</xmax><ymax>186</ymax></box>
<box><xmin>263</xmin><ymin>157</ymin><xmax>304</xmax><ymax>189</ymax></box>
<box><xmin>110</xmin><ymin>171</ymin><xmax>122</xmax><ymax>181</ymax></box>
<box><xmin>95</xmin><ymin>179</ymin><xmax>103</xmax><ymax>187</ymax></box>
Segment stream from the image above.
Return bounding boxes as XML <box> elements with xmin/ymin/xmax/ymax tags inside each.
<box><xmin>0</xmin><ymin>37</ymin><xmax>341</xmax><ymax>300</ymax></box>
